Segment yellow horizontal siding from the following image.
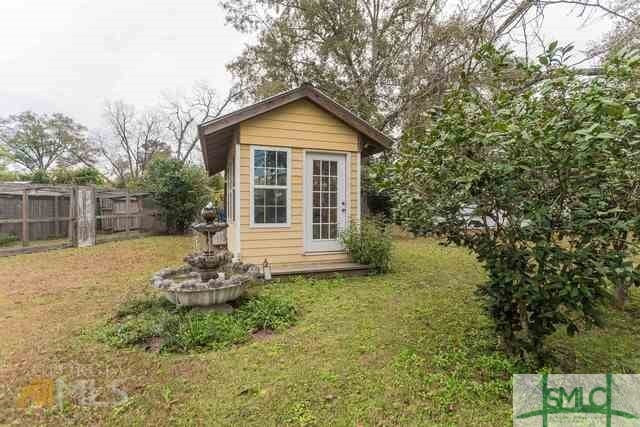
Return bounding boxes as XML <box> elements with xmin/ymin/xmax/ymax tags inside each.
<box><xmin>246</xmin><ymin>119</ymin><xmax>354</xmax><ymax>135</ymax></box>
<box><xmin>241</xmin><ymin>135</ymin><xmax>357</xmax><ymax>152</ymax></box>
<box><xmin>243</xmin><ymin>127</ymin><xmax>356</xmax><ymax>144</ymax></box>
<box><xmin>350</xmin><ymin>153</ymin><xmax>358</xmax><ymax>225</ymax></box>
<box><xmin>237</xmin><ymin>99</ymin><xmax>360</xmax><ymax>267</ymax></box>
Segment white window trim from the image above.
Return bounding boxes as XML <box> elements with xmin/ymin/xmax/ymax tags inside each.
<box><xmin>226</xmin><ymin>150</ymin><xmax>236</xmax><ymax>224</ymax></box>
<box><xmin>249</xmin><ymin>145</ymin><xmax>292</xmax><ymax>228</ymax></box>
<box><xmin>356</xmin><ymin>152</ymin><xmax>361</xmax><ymax>225</ymax></box>
<box><xmin>234</xmin><ymin>143</ymin><xmax>241</xmax><ymax>260</ymax></box>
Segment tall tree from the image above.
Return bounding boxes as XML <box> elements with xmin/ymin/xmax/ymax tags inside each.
<box><xmin>590</xmin><ymin>0</ymin><xmax>640</xmax><ymax>57</ymax></box>
<box><xmin>222</xmin><ymin>0</ymin><xmax>640</xmax><ymax>134</ymax></box>
<box><xmin>0</xmin><ymin>111</ymin><xmax>94</xmax><ymax>172</ymax></box>
<box><xmin>99</xmin><ymin>101</ymin><xmax>170</xmax><ymax>184</ymax></box>
<box><xmin>163</xmin><ymin>83</ymin><xmax>242</xmax><ymax>164</ymax></box>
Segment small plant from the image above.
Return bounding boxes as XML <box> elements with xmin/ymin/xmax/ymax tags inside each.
<box><xmin>234</xmin><ymin>295</ymin><xmax>297</xmax><ymax>331</ymax></box>
<box><xmin>174</xmin><ymin>312</ymin><xmax>248</xmax><ymax>351</ymax></box>
<box><xmin>340</xmin><ymin>217</ymin><xmax>392</xmax><ymax>273</ymax></box>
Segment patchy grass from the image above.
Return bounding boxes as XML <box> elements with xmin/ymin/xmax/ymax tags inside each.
<box><xmin>96</xmin><ymin>295</ymin><xmax>297</xmax><ymax>352</ymax></box>
<box><xmin>1</xmin><ymin>236</ymin><xmax>640</xmax><ymax>425</ymax></box>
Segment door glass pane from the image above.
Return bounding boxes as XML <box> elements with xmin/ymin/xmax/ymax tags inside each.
<box><xmin>329</xmin><ymin>192</ymin><xmax>336</xmax><ymax>207</ymax></box>
<box><xmin>311</xmin><ymin>158</ymin><xmax>339</xmax><ymax>241</ymax></box>
<box><xmin>321</xmin><ymin>208</ymin><xmax>328</xmax><ymax>222</ymax></box>
<box><xmin>322</xmin><ymin>161</ymin><xmax>330</xmax><ymax>175</ymax></box>
<box><xmin>329</xmin><ymin>224</ymin><xmax>337</xmax><ymax>239</ymax></box>
<box><xmin>321</xmin><ymin>192</ymin><xmax>329</xmax><ymax>207</ymax></box>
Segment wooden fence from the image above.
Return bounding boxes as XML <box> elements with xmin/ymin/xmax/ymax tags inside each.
<box><xmin>0</xmin><ymin>183</ymin><xmax>164</xmax><ymax>256</ymax></box>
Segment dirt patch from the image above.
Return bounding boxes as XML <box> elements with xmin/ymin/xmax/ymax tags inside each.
<box><xmin>252</xmin><ymin>329</ymin><xmax>275</xmax><ymax>340</ymax></box>
<box><xmin>142</xmin><ymin>336</ymin><xmax>165</xmax><ymax>353</ymax></box>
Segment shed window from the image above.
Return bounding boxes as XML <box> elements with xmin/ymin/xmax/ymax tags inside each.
<box><xmin>252</xmin><ymin>148</ymin><xmax>288</xmax><ymax>225</ymax></box>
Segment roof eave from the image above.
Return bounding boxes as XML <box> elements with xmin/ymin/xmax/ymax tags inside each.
<box><xmin>198</xmin><ymin>84</ymin><xmax>394</xmax><ymax>172</ymax></box>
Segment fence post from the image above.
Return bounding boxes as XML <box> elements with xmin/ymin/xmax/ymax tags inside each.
<box><xmin>125</xmin><ymin>191</ymin><xmax>131</xmax><ymax>237</ymax></box>
<box><xmin>22</xmin><ymin>189</ymin><xmax>29</xmax><ymax>246</ymax></box>
<box><xmin>54</xmin><ymin>194</ymin><xmax>60</xmax><ymax>237</ymax></box>
<box><xmin>138</xmin><ymin>197</ymin><xmax>143</xmax><ymax>231</ymax></box>
<box><xmin>70</xmin><ymin>187</ymin><xmax>77</xmax><ymax>246</ymax></box>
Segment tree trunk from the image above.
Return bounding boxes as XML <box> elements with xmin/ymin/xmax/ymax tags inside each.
<box><xmin>615</xmin><ymin>284</ymin><xmax>628</xmax><ymax>310</ymax></box>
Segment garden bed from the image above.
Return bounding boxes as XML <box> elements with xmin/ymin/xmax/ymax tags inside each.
<box><xmin>97</xmin><ymin>295</ymin><xmax>297</xmax><ymax>353</ymax></box>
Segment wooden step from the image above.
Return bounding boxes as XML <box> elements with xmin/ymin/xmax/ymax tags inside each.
<box><xmin>271</xmin><ymin>262</ymin><xmax>370</xmax><ymax>278</ymax></box>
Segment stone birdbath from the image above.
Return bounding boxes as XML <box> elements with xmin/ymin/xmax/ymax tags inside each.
<box><xmin>151</xmin><ymin>202</ymin><xmax>260</xmax><ymax>307</ymax></box>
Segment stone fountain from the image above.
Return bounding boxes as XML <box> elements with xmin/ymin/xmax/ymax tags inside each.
<box><xmin>151</xmin><ymin>203</ymin><xmax>260</xmax><ymax>307</ymax></box>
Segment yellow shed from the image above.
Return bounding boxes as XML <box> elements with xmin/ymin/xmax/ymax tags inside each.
<box><xmin>198</xmin><ymin>84</ymin><xmax>392</xmax><ymax>275</ymax></box>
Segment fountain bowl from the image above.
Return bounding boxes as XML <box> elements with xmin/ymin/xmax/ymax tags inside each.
<box><xmin>151</xmin><ymin>263</ymin><xmax>260</xmax><ymax>307</ymax></box>
<box><xmin>192</xmin><ymin>222</ymin><xmax>228</xmax><ymax>235</ymax></box>
<box><xmin>162</xmin><ymin>280</ymin><xmax>251</xmax><ymax>306</ymax></box>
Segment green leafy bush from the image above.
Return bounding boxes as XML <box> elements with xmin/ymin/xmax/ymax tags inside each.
<box><xmin>143</xmin><ymin>156</ymin><xmax>209</xmax><ymax>234</ymax></box>
<box><xmin>0</xmin><ymin>233</ymin><xmax>18</xmax><ymax>247</ymax></box>
<box><xmin>383</xmin><ymin>45</ymin><xmax>640</xmax><ymax>364</ymax></box>
<box><xmin>97</xmin><ymin>294</ymin><xmax>297</xmax><ymax>353</ymax></box>
<box><xmin>340</xmin><ymin>218</ymin><xmax>392</xmax><ymax>273</ymax></box>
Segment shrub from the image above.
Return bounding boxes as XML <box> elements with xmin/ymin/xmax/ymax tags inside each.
<box><xmin>143</xmin><ymin>156</ymin><xmax>209</xmax><ymax>234</ymax></box>
<box><xmin>383</xmin><ymin>44</ymin><xmax>640</xmax><ymax>364</ymax></box>
<box><xmin>49</xmin><ymin>166</ymin><xmax>105</xmax><ymax>185</ymax></box>
<box><xmin>0</xmin><ymin>233</ymin><xmax>18</xmax><ymax>247</ymax></box>
<box><xmin>340</xmin><ymin>218</ymin><xmax>392</xmax><ymax>273</ymax></box>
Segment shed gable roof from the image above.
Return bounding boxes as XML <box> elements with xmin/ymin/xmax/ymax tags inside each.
<box><xmin>198</xmin><ymin>84</ymin><xmax>393</xmax><ymax>174</ymax></box>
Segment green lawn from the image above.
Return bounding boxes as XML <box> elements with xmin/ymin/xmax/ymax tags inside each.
<box><xmin>1</xmin><ymin>236</ymin><xmax>640</xmax><ymax>426</ymax></box>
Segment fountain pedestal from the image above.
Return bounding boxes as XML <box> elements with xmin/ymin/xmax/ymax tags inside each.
<box><xmin>150</xmin><ymin>204</ymin><xmax>260</xmax><ymax>307</ymax></box>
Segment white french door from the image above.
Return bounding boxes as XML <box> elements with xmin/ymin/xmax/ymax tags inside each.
<box><xmin>304</xmin><ymin>152</ymin><xmax>347</xmax><ymax>252</ymax></box>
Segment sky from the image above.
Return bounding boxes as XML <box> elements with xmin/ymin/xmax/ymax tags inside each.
<box><xmin>0</xmin><ymin>0</ymin><xmax>250</xmax><ymax>129</ymax></box>
<box><xmin>0</xmin><ymin>1</ymin><xmax>615</xmax><ymax>131</ymax></box>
